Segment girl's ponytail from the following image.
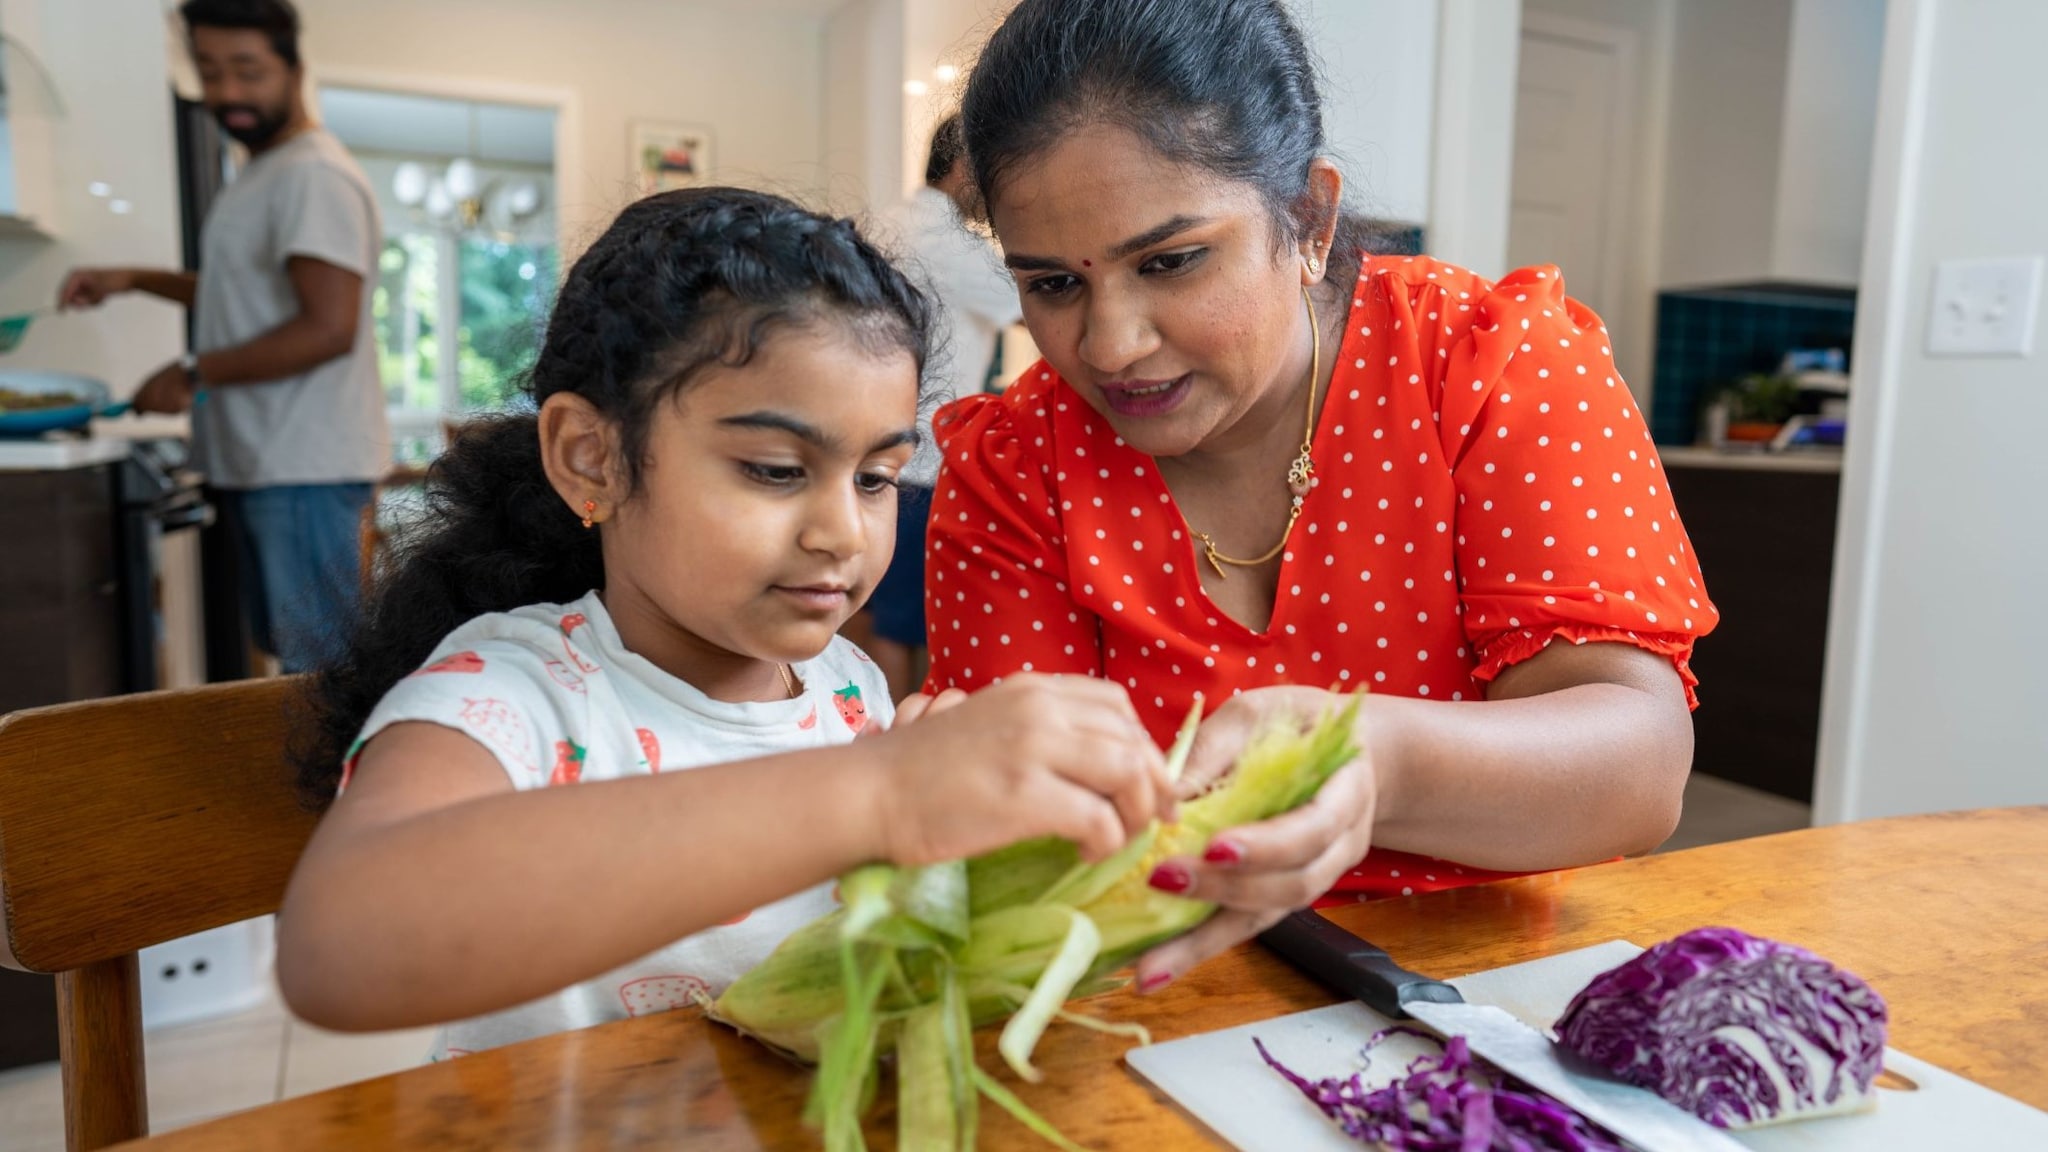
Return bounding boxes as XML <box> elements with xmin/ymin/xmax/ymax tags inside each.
<box><xmin>292</xmin><ymin>415</ymin><xmax>602</xmax><ymax>806</ymax></box>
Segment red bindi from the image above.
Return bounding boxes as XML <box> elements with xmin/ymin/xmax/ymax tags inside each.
<box><xmin>1082</xmin><ymin>259</ymin><xmax>1092</xmax><ymax>267</ymax></box>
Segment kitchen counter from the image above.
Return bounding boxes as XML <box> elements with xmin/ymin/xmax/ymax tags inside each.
<box><xmin>1660</xmin><ymin>444</ymin><xmax>1844</xmax><ymax>473</ymax></box>
<box><xmin>114</xmin><ymin>807</ymin><xmax>2048</xmax><ymax>1150</ymax></box>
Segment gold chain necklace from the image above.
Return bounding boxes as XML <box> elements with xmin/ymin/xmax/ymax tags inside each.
<box><xmin>777</xmin><ymin>663</ymin><xmax>798</xmax><ymax>699</ymax></box>
<box><xmin>1188</xmin><ymin>286</ymin><xmax>1321</xmax><ymax>579</ymax></box>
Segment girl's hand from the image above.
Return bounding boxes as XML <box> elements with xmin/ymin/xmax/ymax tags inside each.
<box><xmin>1132</xmin><ymin>686</ymin><xmax>1382</xmax><ymax>991</ymax></box>
<box><xmin>889</xmin><ymin>687</ymin><xmax>969</xmax><ymax>728</ymax></box>
<box><xmin>863</xmin><ymin>674</ymin><xmax>1173</xmax><ymax>867</ymax></box>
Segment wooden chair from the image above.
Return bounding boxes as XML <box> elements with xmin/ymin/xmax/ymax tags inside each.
<box><xmin>0</xmin><ymin>677</ymin><xmax>319</xmax><ymax>1151</ymax></box>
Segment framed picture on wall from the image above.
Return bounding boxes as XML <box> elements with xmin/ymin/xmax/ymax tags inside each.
<box><xmin>630</xmin><ymin>121</ymin><xmax>714</xmax><ymax>194</ymax></box>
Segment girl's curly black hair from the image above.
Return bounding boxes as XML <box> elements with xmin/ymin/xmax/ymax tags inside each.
<box><xmin>291</xmin><ymin>187</ymin><xmax>934</xmax><ymax>808</ymax></box>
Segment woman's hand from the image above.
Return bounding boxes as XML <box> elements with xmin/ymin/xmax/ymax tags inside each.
<box><xmin>863</xmin><ymin>673</ymin><xmax>1174</xmax><ymax>867</ymax></box>
<box><xmin>1133</xmin><ymin>686</ymin><xmax>1384</xmax><ymax>991</ymax></box>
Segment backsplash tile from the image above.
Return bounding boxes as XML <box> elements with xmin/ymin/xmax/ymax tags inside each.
<box><xmin>1649</xmin><ymin>283</ymin><xmax>1857</xmax><ymax>445</ymax></box>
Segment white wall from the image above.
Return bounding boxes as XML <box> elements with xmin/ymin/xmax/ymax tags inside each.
<box><xmin>821</xmin><ymin>0</ymin><xmax>904</xmax><ymax>214</ymax></box>
<box><xmin>1426</xmin><ymin>0</ymin><xmax>1518</xmax><ymax>278</ymax></box>
<box><xmin>295</xmin><ymin>0</ymin><xmax>829</xmax><ymax>254</ymax></box>
<box><xmin>1769</xmin><ymin>0</ymin><xmax>1886</xmax><ymax>286</ymax></box>
<box><xmin>0</xmin><ymin>0</ymin><xmax>183</xmax><ymax>396</ymax></box>
<box><xmin>1289</xmin><ymin>0</ymin><xmax>1438</xmax><ymax>229</ymax></box>
<box><xmin>1656</xmin><ymin>0</ymin><xmax>1792</xmax><ymax>288</ymax></box>
<box><xmin>1519</xmin><ymin>0</ymin><xmax>1673</xmax><ymax>397</ymax></box>
<box><xmin>901</xmin><ymin>0</ymin><xmax>1007</xmax><ymax>200</ymax></box>
<box><xmin>1815</xmin><ymin>0</ymin><xmax>2048</xmax><ymax>823</ymax></box>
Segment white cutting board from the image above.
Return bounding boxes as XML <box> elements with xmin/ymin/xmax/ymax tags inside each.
<box><xmin>1126</xmin><ymin>941</ymin><xmax>2048</xmax><ymax>1151</ymax></box>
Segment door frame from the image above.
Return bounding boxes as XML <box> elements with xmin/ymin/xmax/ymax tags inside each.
<box><xmin>1511</xmin><ymin>11</ymin><xmax>1641</xmax><ymax>331</ymax></box>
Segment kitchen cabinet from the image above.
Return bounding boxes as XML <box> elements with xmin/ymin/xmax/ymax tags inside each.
<box><xmin>0</xmin><ymin>461</ymin><xmax>122</xmax><ymax>711</ymax></box>
<box><xmin>1663</xmin><ymin>448</ymin><xmax>1841</xmax><ymax>803</ymax></box>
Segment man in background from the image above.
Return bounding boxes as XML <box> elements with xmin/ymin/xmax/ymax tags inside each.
<box><xmin>60</xmin><ymin>0</ymin><xmax>387</xmax><ymax>674</ymax></box>
<box><xmin>862</xmin><ymin>115</ymin><xmax>1023</xmax><ymax>698</ymax></box>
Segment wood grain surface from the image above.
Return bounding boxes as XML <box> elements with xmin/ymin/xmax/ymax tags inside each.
<box><xmin>113</xmin><ymin>807</ymin><xmax>2048</xmax><ymax>1150</ymax></box>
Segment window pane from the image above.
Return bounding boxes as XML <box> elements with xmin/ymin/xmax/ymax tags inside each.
<box><xmin>456</xmin><ymin>238</ymin><xmax>557</xmax><ymax>410</ymax></box>
<box><xmin>373</xmin><ymin>233</ymin><xmax>442</xmax><ymax>412</ymax></box>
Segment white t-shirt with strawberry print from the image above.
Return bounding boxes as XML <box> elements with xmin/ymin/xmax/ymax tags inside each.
<box><xmin>347</xmin><ymin>589</ymin><xmax>893</xmax><ymax>1059</ymax></box>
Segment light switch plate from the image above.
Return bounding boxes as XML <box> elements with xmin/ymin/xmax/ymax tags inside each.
<box><xmin>1926</xmin><ymin>257</ymin><xmax>2043</xmax><ymax>357</ymax></box>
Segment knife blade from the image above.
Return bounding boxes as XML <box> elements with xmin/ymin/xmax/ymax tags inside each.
<box><xmin>1260</xmin><ymin>910</ymin><xmax>1748</xmax><ymax>1152</ymax></box>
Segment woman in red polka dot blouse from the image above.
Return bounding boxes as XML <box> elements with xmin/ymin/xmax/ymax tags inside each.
<box><xmin>926</xmin><ymin>0</ymin><xmax>1718</xmax><ymax>992</ymax></box>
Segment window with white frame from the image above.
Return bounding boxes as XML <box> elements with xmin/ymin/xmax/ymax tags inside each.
<box><xmin>322</xmin><ymin>86</ymin><xmax>558</xmax><ymax>465</ymax></box>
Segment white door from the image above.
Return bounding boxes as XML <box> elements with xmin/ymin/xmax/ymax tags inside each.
<box><xmin>1507</xmin><ymin>18</ymin><xmax>1638</xmax><ymax>320</ymax></box>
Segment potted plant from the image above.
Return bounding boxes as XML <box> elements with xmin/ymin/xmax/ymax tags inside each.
<box><xmin>1718</xmin><ymin>372</ymin><xmax>1801</xmax><ymax>443</ymax></box>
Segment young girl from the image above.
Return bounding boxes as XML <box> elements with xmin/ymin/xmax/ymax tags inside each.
<box><xmin>276</xmin><ymin>188</ymin><xmax>1171</xmax><ymax>1053</ymax></box>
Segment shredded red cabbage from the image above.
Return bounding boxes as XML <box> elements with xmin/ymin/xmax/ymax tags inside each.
<box><xmin>1255</xmin><ymin>1027</ymin><xmax>1629</xmax><ymax>1151</ymax></box>
<box><xmin>1553</xmin><ymin>927</ymin><xmax>1887</xmax><ymax>1128</ymax></box>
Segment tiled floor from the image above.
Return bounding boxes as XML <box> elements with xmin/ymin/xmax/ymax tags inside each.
<box><xmin>0</xmin><ymin>772</ymin><xmax>1806</xmax><ymax>1151</ymax></box>
<box><xmin>1657</xmin><ymin>771</ymin><xmax>1812</xmax><ymax>854</ymax></box>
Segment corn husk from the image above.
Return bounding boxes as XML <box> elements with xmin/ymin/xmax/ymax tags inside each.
<box><xmin>711</xmin><ymin>693</ymin><xmax>1363</xmax><ymax>1151</ymax></box>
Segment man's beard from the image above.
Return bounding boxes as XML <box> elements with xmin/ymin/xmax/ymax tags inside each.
<box><xmin>211</xmin><ymin>102</ymin><xmax>291</xmax><ymax>149</ymax></box>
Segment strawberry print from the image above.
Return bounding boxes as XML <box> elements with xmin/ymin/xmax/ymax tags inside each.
<box><xmin>636</xmin><ymin>727</ymin><xmax>661</xmax><ymax>772</ymax></box>
<box><xmin>831</xmin><ymin>683</ymin><xmax>868</xmax><ymax>733</ymax></box>
<box><xmin>458</xmin><ymin>698</ymin><xmax>536</xmax><ymax>774</ymax></box>
<box><xmin>796</xmin><ymin>703</ymin><xmax>818</xmax><ymax>731</ymax></box>
<box><xmin>619</xmin><ymin>974</ymin><xmax>711</xmax><ymax>1017</ymax></box>
<box><xmin>415</xmin><ymin>650</ymin><xmax>484</xmax><ymax>676</ymax></box>
<box><xmin>543</xmin><ymin>658</ymin><xmax>587</xmax><ymax>694</ymax></box>
<box><xmin>548</xmin><ymin>739</ymin><xmax>587</xmax><ymax>786</ymax></box>
<box><xmin>559</xmin><ymin>612</ymin><xmax>601</xmax><ymax>673</ymax></box>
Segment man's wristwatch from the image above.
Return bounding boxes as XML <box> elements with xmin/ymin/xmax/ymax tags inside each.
<box><xmin>178</xmin><ymin>351</ymin><xmax>202</xmax><ymax>387</ymax></box>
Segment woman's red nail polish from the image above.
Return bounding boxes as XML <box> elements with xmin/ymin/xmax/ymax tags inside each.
<box><xmin>1139</xmin><ymin>971</ymin><xmax>1174</xmax><ymax>993</ymax></box>
<box><xmin>1148</xmin><ymin>863</ymin><xmax>1193</xmax><ymax>894</ymax></box>
<box><xmin>1203</xmin><ymin>839</ymin><xmax>1245</xmax><ymax>865</ymax></box>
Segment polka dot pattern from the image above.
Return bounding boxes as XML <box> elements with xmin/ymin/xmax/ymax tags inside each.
<box><xmin>922</xmin><ymin>255</ymin><xmax>1719</xmax><ymax>901</ymax></box>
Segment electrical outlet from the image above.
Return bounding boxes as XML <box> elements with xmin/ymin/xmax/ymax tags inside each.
<box><xmin>1926</xmin><ymin>257</ymin><xmax>2043</xmax><ymax>357</ymax></box>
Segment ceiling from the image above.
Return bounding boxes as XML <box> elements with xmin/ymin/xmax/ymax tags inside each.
<box><xmin>318</xmin><ymin>86</ymin><xmax>557</xmax><ymax>166</ymax></box>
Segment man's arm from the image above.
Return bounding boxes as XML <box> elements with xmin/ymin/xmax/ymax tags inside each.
<box><xmin>193</xmin><ymin>255</ymin><xmax>363</xmax><ymax>387</ymax></box>
<box><xmin>58</xmin><ymin>268</ymin><xmax>198</xmax><ymax>309</ymax></box>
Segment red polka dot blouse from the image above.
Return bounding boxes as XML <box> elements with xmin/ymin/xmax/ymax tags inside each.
<box><xmin>922</xmin><ymin>255</ymin><xmax>1718</xmax><ymax>902</ymax></box>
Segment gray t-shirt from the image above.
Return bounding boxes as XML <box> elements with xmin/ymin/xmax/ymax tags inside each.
<box><xmin>191</xmin><ymin>129</ymin><xmax>389</xmax><ymax>488</ymax></box>
<box><xmin>872</xmin><ymin>187</ymin><xmax>1022</xmax><ymax>488</ymax></box>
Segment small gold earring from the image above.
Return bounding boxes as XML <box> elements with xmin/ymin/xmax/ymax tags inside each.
<box><xmin>581</xmin><ymin>499</ymin><xmax>597</xmax><ymax>529</ymax></box>
<box><xmin>1306</xmin><ymin>254</ymin><xmax>1321</xmax><ymax>276</ymax></box>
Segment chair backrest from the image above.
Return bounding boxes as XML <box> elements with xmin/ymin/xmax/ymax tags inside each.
<box><xmin>0</xmin><ymin>676</ymin><xmax>319</xmax><ymax>1151</ymax></box>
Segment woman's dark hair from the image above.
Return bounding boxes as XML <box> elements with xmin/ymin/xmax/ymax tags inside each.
<box><xmin>962</xmin><ymin>0</ymin><xmax>1380</xmax><ymax>284</ymax></box>
<box><xmin>924</xmin><ymin>114</ymin><xmax>968</xmax><ymax>187</ymax></box>
<box><xmin>180</xmin><ymin>0</ymin><xmax>302</xmax><ymax>68</ymax></box>
<box><xmin>292</xmin><ymin>187</ymin><xmax>934</xmax><ymax>807</ymax></box>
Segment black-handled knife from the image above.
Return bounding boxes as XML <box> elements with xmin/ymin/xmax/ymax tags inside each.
<box><xmin>1258</xmin><ymin>906</ymin><xmax>1465</xmax><ymax>1018</ymax></box>
<box><xmin>1258</xmin><ymin>910</ymin><xmax>1747</xmax><ymax>1152</ymax></box>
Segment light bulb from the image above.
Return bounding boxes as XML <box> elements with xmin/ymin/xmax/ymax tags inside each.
<box><xmin>444</xmin><ymin>158</ymin><xmax>480</xmax><ymax>200</ymax></box>
<box><xmin>934</xmin><ymin>64</ymin><xmax>960</xmax><ymax>84</ymax></box>
<box><xmin>506</xmin><ymin>181</ymin><xmax>540</xmax><ymax>216</ymax></box>
<box><xmin>392</xmin><ymin>162</ymin><xmax>429</xmax><ymax>206</ymax></box>
<box><xmin>903</xmin><ymin>79</ymin><xmax>929</xmax><ymax>97</ymax></box>
<box><xmin>424</xmin><ymin>181</ymin><xmax>455</xmax><ymax>220</ymax></box>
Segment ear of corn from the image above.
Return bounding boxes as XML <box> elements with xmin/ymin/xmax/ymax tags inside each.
<box><xmin>711</xmin><ymin>693</ymin><xmax>1363</xmax><ymax>1151</ymax></box>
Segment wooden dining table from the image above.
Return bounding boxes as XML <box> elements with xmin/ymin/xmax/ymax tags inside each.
<box><xmin>116</xmin><ymin>807</ymin><xmax>2048</xmax><ymax>1150</ymax></box>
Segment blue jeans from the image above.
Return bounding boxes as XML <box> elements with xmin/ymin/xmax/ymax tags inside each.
<box><xmin>216</xmin><ymin>483</ymin><xmax>373</xmax><ymax>674</ymax></box>
<box><xmin>866</xmin><ymin>484</ymin><xmax>931</xmax><ymax>647</ymax></box>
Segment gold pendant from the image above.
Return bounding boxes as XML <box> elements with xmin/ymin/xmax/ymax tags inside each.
<box><xmin>1287</xmin><ymin>449</ymin><xmax>1314</xmax><ymax>497</ymax></box>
